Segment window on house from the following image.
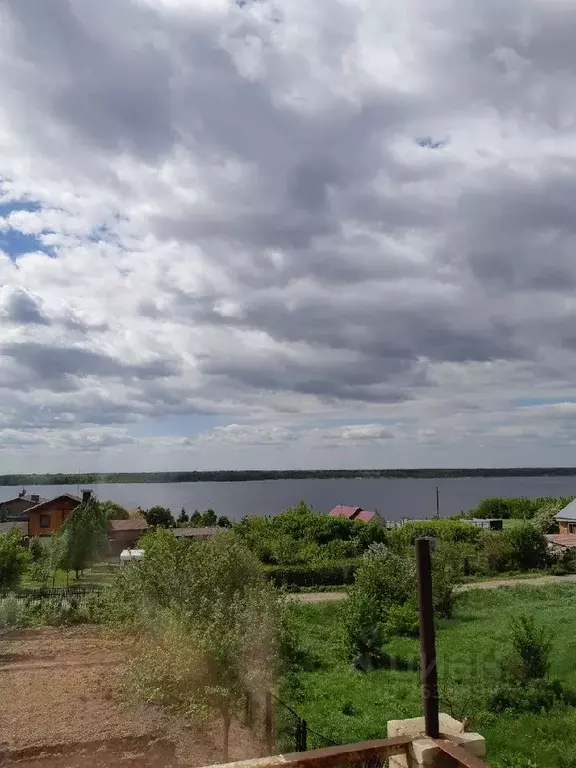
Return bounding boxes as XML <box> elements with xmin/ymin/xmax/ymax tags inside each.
<box><xmin>40</xmin><ymin>514</ymin><xmax>51</xmax><ymax>528</ymax></box>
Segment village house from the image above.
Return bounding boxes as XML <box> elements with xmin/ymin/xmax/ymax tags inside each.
<box><xmin>0</xmin><ymin>490</ymin><xmax>50</xmax><ymax>522</ymax></box>
<box><xmin>329</xmin><ymin>504</ymin><xmax>385</xmax><ymax>525</ymax></box>
<box><xmin>107</xmin><ymin>517</ymin><xmax>149</xmax><ymax>555</ymax></box>
<box><xmin>555</xmin><ymin>499</ymin><xmax>576</xmax><ymax>535</ymax></box>
<box><xmin>27</xmin><ymin>491</ymin><xmax>91</xmax><ymax>536</ymax></box>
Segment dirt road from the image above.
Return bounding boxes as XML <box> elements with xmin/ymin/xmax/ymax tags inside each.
<box><xmin>294</xmin><ymin>573</ymin><xmax>576</xmax><ymax>603</ymax></box>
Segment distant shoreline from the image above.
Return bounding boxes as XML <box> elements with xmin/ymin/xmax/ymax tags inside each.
<box><xmin>1</xmin><ymin>467</ymin><xmax>576</xmax><ymax>486</ymax></box>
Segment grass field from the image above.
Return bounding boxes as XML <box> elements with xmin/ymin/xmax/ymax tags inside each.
<box><xmin>283</xmin><ymin>585</ymin><xmax>576</xmax><ymax>768</ymax></box>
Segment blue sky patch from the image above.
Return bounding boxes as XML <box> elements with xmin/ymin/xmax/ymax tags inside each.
<box><xmin>0</xmin><ymin>200</ymin><xmax>54</xmax><ymax>258</ymax></box>
<box><xmin>513</xmin><ymin>397</ymin><xmax>576</xmax><ymax>407</ymax></box>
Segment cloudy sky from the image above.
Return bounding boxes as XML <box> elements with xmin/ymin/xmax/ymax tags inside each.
<box><xmin>1</xmin><ymin>0</ymin><xmax>576</xmax><ymax>472</ymax></box>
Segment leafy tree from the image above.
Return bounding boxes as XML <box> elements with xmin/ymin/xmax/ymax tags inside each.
<box><xmin>177</xmin><ymin>507</ymin><xmax>189</xmax><ymax>524</ymax></box>
<box><xmin>201</xmin><ymin>508</ymin><xmax>217</xmax><ymax>526</ymax></box>
<box><xmin>345</xmin><ymin>544</ymin><xmax>415</xmax><ymax>669</ymax></box>
<box><xmin>100</xmin><ymin>500</ymin><xmax>130</xmax><ymax>520</ymax></box>
<box><xmin>109</xmin><ymin>530</ymin><xmax>287</xmax><ymax>760</ymax></box>
<box><xmin>142</xmin><ymin>505</ymin><xmax>174</xmax><ymax>528</ymax></box>
<box><xmin>0</xmin><ymin>531</ymin><xmax>29</xmax><ymax>590</ymax></box>
<box><xmin>217</xmin><ymin>515</ymin><xmax>232</xmax><ymax>528</ymax></box>
<box><xmin>0</xmin><ymin>505</ymin><xmax>7</xmax><ymax>523</ymax></box>
<box><xmin>46</xmin><ymin>533</ymin><xmax>67</xmax><ymax>587</ymax></box>
<box><xmin>502</xmin><ymin>525</ymin><xmax>549</xmax><ymax>571</ymax></box>
<box><xmin>62</xmin><ymin>497</ymin><xmax>108</xmax><ymax>579</ymax></box>
<box><xmin>29</xmin><ymin>536</ymin><xmax>44</xmax><ymax>563</ymax></box>
<box><xmin>532</xmin><ymin>503</ymin><xmax>560</xmax><ymax>534</ymax></box>
<box><xmin>189</xmin><ymin>510</ymin><xmax>202</xmax><ymax>526</ymax></box>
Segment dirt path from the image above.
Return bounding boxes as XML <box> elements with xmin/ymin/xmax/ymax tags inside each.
<box><xmin>293</xmin><ymin>573</ymin><xmax>576</xmax><ymax>603</ymax></box>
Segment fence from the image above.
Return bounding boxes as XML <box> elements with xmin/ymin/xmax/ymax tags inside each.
<box><xmin>0</xmin><ymin>586</ymin><xmax>102</xmax><ymax>610</ymax></box>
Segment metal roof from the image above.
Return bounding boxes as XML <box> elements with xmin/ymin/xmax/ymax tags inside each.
<box><xmin>172</xmin><ymin>526</ymin><xmax>220</xmax><ymax>538</ymax></box>
<box><xmin>555</xmin><ymin>498</ymin><xmax>576</xmax><ymax>521</ymax></box>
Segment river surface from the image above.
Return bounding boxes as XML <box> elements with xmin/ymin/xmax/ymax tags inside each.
<box><xmin>1</xmin><ymin>476</ymin><xmax>575</xmax><ymax>521</ymax></box>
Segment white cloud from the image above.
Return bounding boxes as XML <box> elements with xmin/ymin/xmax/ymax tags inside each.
<box><xmin>0</xmin><ymin>0</ymin><xmax>576</xmax><ymax>470</ymax></box>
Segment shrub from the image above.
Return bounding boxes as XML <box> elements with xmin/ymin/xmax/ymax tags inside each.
<box><xmin>502</xmin><ymin>525</ymin><xmax>549</xmax><ymax>571</ymax></box>
<box><xmin>388</xmin><ymin>520</ymin><xmax>482</xmax><ymax>552</ymax></box>
<box><xmin>504</xmin><ymin>614</ymin><xmax>553</xmax><ymax>684</ymax></box>
<box><xmin>0</xmin><ymin>531</ymin><xmax>29</xmax><ymax>591</ymax></box>
<box><xmin>345</xmin><ymin>545</ymin><xmax>416</xmax><ymax>668</ymax></box>
<box><xmin>0</xmin><ymin>593</ymin><xmax>29</xmax><ymax>630</ymax></box>
<box><xmin>263</xmin><ymin>561</ymin><xmax>359</xmax><ymax>589</ymax></box>
<box><xmin>475</xmin><ymin>532</ymin><xmax>509</xmax><ymax>575</ymax></box>
<box><xmin>387</xmin><ymin>601</ymin><xmax>419</xmax><ymax>637</ymax></box>
<box><xmin>490</xmin><ymin>679</ymin><xmax>576</xmax><ymax>714</ymax></box>
<box><xmin>532</xmin><ymin>503</ymin><xmax>560</xmax><ymax>534</ymax></box>
<box><xmin>431</xmin><ymin>542</ymin><xmax>462</xmax><ymax>619</ymax></box>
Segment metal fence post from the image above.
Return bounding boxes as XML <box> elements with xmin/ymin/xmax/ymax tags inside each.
<box><xmin>415</xmin><ymin>537</ymin><xmax>440</xmax><ymax>739</ymax></box>
<box><xmin>265</xmin><ymin>691</ymin><xmax>275</xmax><ymax>754</ymax></box>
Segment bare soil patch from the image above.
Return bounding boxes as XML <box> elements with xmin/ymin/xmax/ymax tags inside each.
<box><xmin>0</xmin><ymin>626</ymin><xmax>259</xmax><ymax>768</ymax></box>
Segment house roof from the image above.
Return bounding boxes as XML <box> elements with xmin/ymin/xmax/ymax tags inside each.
<box><xmin>329</xmin><ymin>505</ymin><xmax>363</xmax><ymax>519</ymax></box>
<box><xmin>0</xmin><ymin>494</ymin><xmax>49</xmax><ymax>508</ymax></box>
<box><xmin>172</xmin><ymin>526</ymin><xmax>220</xmax><ymax>538</ymax></box>
<box><xmin>0</xmin><ymin>521</ymin><xmax>28</xmax><ymax>536</ymax></box>
<box><xmin>329</xmin><ymin>505</ymin><xmax>376</xmax><ymax>522</ymax></box>
<box><xmin>547</xmin><ymin>534</ymin><xmax>576</xmax><ymax>550</ymax></box>
<box><xmin>27</xmin><ymin>493</ymin><xmax>81</xmax><ymax>514</ymax></box>
<box><xmin>555</xmin><ymin>498</ymin><xmax>576</xmax><ymax>521</ymax></box>
<box><xmin>108</xmin><ymin>518</ymin><xmax>148</xmax><ymax>532</ymax></box>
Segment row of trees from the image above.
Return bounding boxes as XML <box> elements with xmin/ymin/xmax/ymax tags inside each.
<box><xmin>464</xmin><ymin>495</ymin><xmax>573</xmax><ymax>524</ymax></box>
<box><xmin>140</xmin><ymin>505</ymin><xmax>232</xmax><ymax>529</ymax></box>
<box><xmin>234</xmin><ymin>501</ymin><xmax>387</xmax><ymax>566</ymax></box>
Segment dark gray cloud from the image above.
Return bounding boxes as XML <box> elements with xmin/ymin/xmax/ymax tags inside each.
<box><xmin>0</xmin><ymin>342</ymin><xmax>179</xmax><ymax>383</ymax></box>
<box><xmin>0</xmin><ymin>288</ymin><xmax>50</xmax><ymax>325</ymax></box>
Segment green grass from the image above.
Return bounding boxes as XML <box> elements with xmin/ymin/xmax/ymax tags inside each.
<box><xmin>21</xmin><ymin>566</ymin><xmax>116</xmax><ymax>589</ymax></box>
<box><xmin>282</xmin><ymin>585</ymin><xmax>576</xmax><ymax>768</ymax></box>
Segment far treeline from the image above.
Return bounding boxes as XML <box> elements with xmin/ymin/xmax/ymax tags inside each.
<box><xmin>3</xmin><ymin>467</ymin><xmax>576</xmax><ymax>485</ymax></box>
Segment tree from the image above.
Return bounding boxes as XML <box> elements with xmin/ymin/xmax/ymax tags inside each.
<box><xmin>0</xmin><ymin>505</ymin><xmax>7</xmax><ymax>523</ymax></box>
<box><xmin>110</xmin><ymin>531</ymin><xmax>287</xmax><ymax>761</ymax></box>
<box><xmin>533</xmin><ymin>503</ymin><xmax>560</xmax><ymax>534</ymax></box>
<box><xmin>201</xmin><ymin>509</ymin><xmax>217</xmax><ymax>526</ymax></box>
<box><xmin>217</xmin><ymin>515</ymin><xmax>232</xmax><ymax>528</ymax></box>
<box><xmin>502</xmin><ymin>525</ymin><xmax>549</xmax><ymax>571</ymax></box>
<box><xmin>29</xmin><ymin>537</ymin><xmax>44</xmax><ymax>563</ymax></box>
<box><xmin>62</xmin><ymin>497</ymin><xmax>108</xmax><ymax>579</ymax></box>
<box><xmin>142</xmin><ymin>505</ymin><xmax>174</xmax><ymax>528</ymax></box>
<box><xmin>190</xmin><ymin>510</ymin><xmax>202</xmax><ymax>526</ymax></box>
<box><xmin>0</xmin><ymin>531</ymin><xmax>29</xmax><ymax>591</ymax></box>
<box><xmin>100</xmin><ymin>500</ymin><xmax>129</xmax><ymax>520</ymax></box>
<box><xmin>177</xmin><ymin>507</ymin><xmax>189</xmax><ymax>525</ymax></box>
<box><xmin>345</xmin><ymin>544</ymin><xmax>415</xmax><ymax>669</ymax></box>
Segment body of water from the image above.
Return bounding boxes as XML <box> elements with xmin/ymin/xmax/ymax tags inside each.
<box><xmin>1</xmin><ymin>476</ymin><xmax>575</xmax><ymax>521</ymax></box>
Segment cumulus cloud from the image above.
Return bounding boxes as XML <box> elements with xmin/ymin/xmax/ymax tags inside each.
<box><xmin>0</xmin><ymin>0</ymin><xmax>576</xmax><ymax>470</ymax></box>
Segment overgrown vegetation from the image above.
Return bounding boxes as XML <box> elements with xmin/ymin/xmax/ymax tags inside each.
<box><xmin>101</xmin><ymin>529</ymin><xmax>291</xmax><ymax>761</ymax></box>
<box><xmin>464</xmin><ymin>495</ymin><xmax>573</xmax><ymax>524</ymax></box>
<box><xmin>282</xmin><ymin>585</ymin><xmax>576</xmax><ymax>768</ymax></box>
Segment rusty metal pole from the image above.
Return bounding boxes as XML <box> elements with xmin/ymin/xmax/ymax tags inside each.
<box><xmin>416</xmin><ymin>536</ymin><xmax>440</xmax><ymax>739</ymax></box>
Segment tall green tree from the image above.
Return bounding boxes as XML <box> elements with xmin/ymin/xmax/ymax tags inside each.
<box><xmin>100</xmin><ymin>500</ymin><xmax>130</xmax><ymax>520</ymax></box>
<box><xmin>142</xmin><ymin>505</ymin><xmax>174</xmax><ymax>528</ymax></box>
<box><xmin>0</xmin><ymin>531</ymin><xmax>29</xmax><ymax>591</ymax></box>
<box><xmin>201</xmin><ymin>508</ymin><xmax>217</xmax><ymax>526</ymax></box>
<box><xmin>177</xmin><ymin>507</ymin><xmax>189</xmax><ymax>525</ymax></box>
<box><xmin>62</xmin><ymin>497</ymin><xmax>108</xmax><ymax>579</ymax></box>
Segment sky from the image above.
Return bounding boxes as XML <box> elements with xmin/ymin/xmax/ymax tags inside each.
<box><xmin>1</xmin><ymin>0</ymin><xmax>576</xmax><ymax>473</ymax></box>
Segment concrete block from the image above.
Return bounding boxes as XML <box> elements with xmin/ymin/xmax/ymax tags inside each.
<box><xmin>387</xmin><ymin>713</ymin><xmax>485</xmax><ymax>767</ymax></box>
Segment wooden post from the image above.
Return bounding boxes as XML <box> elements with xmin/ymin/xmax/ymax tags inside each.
<box><xmin>416</xmin><ymin>537</ymin><xmax>439</xmax><ymax>739</ymax></box>
<box><xmin>265</xmin><ymin>691</ymin><xmax>275</xmax><ymax>755</ymax></box>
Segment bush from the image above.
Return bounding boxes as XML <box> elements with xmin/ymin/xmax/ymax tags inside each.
<box><xmin>502</xmin><ymin>525</ymin><xmax>549</xmax><ymax>571</ymax></box>
<box><xmin>491</xmin><ymin>679</ymin><xmax>576</xmax><ymax>714</ymax></box>
<box><xmin>0</xmin><ymin>593</ymin><xmax>29</xmax><ymax>629</ymax></box>
<box><xmin>504</xmin><ymin>614</ymin><xmax>553</xmax><ymax>684</ymax></box>
<box><xmin>345</xmin><ymin>545</ymin><xmax>416</xmax><ymax>668</ymax></box>
<box><xmin>387</xmin><ymin>601</ymin><xmax>419</xmax><ymax>637</ymax></box>
<box><xmin>431</xmin><ymin>542</ymin><xmax>461</xmax><ymax>619</ymax></box>
<box><xmin>263</xmin><ymin>560</ymin><xmax>359</xmax><ymax>589</ymax></box>
<box><xmin>388</xmin><ymin>520</ymin><xmax>482</xmax><ymax>552</ymax></box>
<box><xmin>0</xmin><ymin>531</ymin><xmax>29</xmax><ymax>591</ymax></box>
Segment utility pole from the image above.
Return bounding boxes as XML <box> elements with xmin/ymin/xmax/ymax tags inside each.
<box><xmin>416</xmin><ymin>537</ymin><xmax>439</xmax><ymax>739</ymax></box>
<box><xmin>436</xmin><ymin>485</ymin><xmax>440</xmax><ymax>517</ymax></box>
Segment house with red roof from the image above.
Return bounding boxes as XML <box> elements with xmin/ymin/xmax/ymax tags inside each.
<box><xmin>329</xmin><ymin>505</ymin><xmax>384</xmax><ymax>525</ymax></box>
